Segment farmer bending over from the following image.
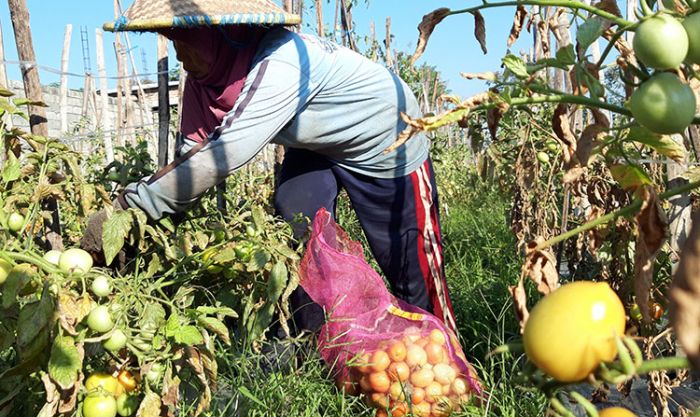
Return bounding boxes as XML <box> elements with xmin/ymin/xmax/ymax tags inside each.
<box><xmin>90</xmin><ymin>0</ymin><xmax>458</xmax><ymax>336</ymax></box>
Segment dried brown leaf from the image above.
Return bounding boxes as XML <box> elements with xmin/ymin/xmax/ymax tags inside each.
<box><xmin>460</xmin><ymin>71</ymin><xmax>497</xmax><ymax>81</ymax></box>
<box><xmin>136</xmin><ymin>391</ymin><xmax>162</xmax><ymax>417</ymax></box>
<box><xmin>563</xmin><ymin>167</ymin><xmax>586</xmax><ymax>184</ymax></box>
<box><xmin>58</xmin><ymin>293</ymin><xmax>94</xmax><ymax>335</ymax></box>
<box><xmin>507</xmin><ymin>5</ymin><xmax>528</xmax><ymax>47</ymax></box>
<box><xmin>37</xmin><ymin>373</ymin><xmax>59</xmax><ymax>417</ymax></box>
<box><xmin>592</xmin><ymin>0</ymin><xmax>622</xmax><ymax>17</ymax></box>
<box><xmin>411</xmin><ymin>8</ymin><xmax>451</xmax><ymax>66</ymax></box>
<box><xmin>486</xmin><ymin>103</ymin><xmax>509</xmax><ymax>142</ymax></box>
<box><xmin>552</xmin><ymin>104</ymin><xmax>576</xmax><ymax>163</ymax></box>
<box><xmin>670</xmin><ymin>210</ymin><xmax>700</xmax><ymax>373</ymax></box>
<box><xmin>536</xmin><ymin>20</ymin><xmax>550</xmax><ymax>55</ymax></box>
<box><xmin>576</xmin><ymin>123</ymin><xmax>607</xmax><ymax>166</ymax></box>
<box><xmin>509</xmin><ymin>277</ymin><xmax>529</xmax><ymax>333</ymax></box>
<box><xmin>474</xmin><ymin>11</ymin><xmax>488</xmax><ymax>54</ymax></box>
<box><xmin>591</xmin><ymin>107</ymin><xmax>611</xmax><ymax>129</ymax></box>
<box><xmin>161</xmin><ymin>368</ymin><xmax>180</xmax><ymax>417</ymax></box>
<box><xmin>634</xmin><ymin>187</ymin><xmax>668</xmax><ymax>323</ymax></box>
<box><xmin>523</xmin><ymin>239</ymin><xmax>560</xmax><ymax>295</ymax></box>
<box><xmin>186</xmin><ymin>347</ymin><xmax>213</xmax><ymax>416</ymax></box>
<box><xmin>57</xmin><ymin>371</ymin><xmax>83</xmax><ymax>414</ymax></box>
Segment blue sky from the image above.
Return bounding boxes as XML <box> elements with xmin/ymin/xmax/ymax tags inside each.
<box><xmin>0</xmin><ymin>1</ymin><xmax>530</xmax><ymax>97</ymax></box>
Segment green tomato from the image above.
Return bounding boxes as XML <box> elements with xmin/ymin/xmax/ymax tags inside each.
<box><xmin>91</xmin><ymin>276</ymin><xmax>112</xmax><ymax>298</ymax></box>
<box><xmin>0</xmin><ymin>259</ymin><xmax>11</xmax><ymax>285</ymax></box>
<box><xmin>82</xmin><ymin>393</ymin><xmax>117</xmax><ymax>417</ymax></box>
<box><xmin>59</xmin><ymin>248</ymin><xmax>93</xmax><ymax>275</ymax></box>
<box><xmin>633</xmin><ymin>14</ymin><xmax>689</xmax><ymax>70</ymax></box>
<box><xmin>546</xmin><ymin>141</ymin><xmax>558</xmax><ymax>152</ymax></box>
<box><xmin>43</xmin><ymin>250</ymin><xmax>62</xmax><ymax>266</ymax></box>
<box><xmin>7</xmin><ymin>212</ymin><xmax>24</xmax><ymax>233</ymax></box>
<box><xmin>245</xmin><ymin>225</ymin><xmax>258</xmax><ymax>237</ymax></box>
<box><xmin>683</xmin><ymin>13</ymin><xmax>700</xmax><ymax>65</ymax></box>
<box><xmin>536</xmin><ymin>151</ymin><xmax>550</xmax><ymax>164</ymax></box>
<box><xmin>145</xmin><ymin>362</ymin><xmax>164</xmax><ymax>387</ymax></box>
<box><xmin>629</xmin><ymin>73</ymin><xmax>697</xmax><ymax>134</ymax></box>
<box><xmin>234</xmin><ymin>242</ymin><xmax>254</xmax><ymax>261</ymax></box>
<box><xmin>116</xmin><ymin>393</ymin><xmax>140</xmax><ymax>417</ymax></box>
<box><xmin>102</xmin><ymin>329</ymin><xmax>127</xmax><ymax>352</ymax></box>
<box><xmin>87</xmin><ymin>305</ymin><xmax>114</xmax><ymax>333</ymax></box>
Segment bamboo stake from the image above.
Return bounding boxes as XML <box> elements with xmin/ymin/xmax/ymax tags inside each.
<box><xmin>315</xmin><ymin>0</ymin><xmax>323</xmax><ymax>37</ymax></box>
<box><xmin>157</xmin><ymin>34</ymin><xmax>170</xmax><ymax>167</ymax></box>
<box><xmin>95</xmin><ymin>28</ymin><xmax>114</xmax><ymax>164</ymax></box>
<box><xmin>334</xmin><ymin>0</ymin><xmax>340</xmax><ymax>44</ymax></box>
<box><xmin>8</xmin><ymin>0</ymin><xmax>48</xmax><ymax>137</ymax></box>
<box><xmin>0</xmin><ymin>20</ymin><xmax>10</xmax><ymax>170</ymax></box>
<box><xmin>59</xmin><ymin>24</ymin><xmax>72</xmax><ymax>133</ymax></box>
<box><xmin>385</xmin><ymin>17</ymin><xmax>393</xmax><ymax>69</ymax></box>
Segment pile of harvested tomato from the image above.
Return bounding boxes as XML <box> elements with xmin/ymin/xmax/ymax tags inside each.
<box><xmin>338</xmin><ymin>328</ymin><xmax>475</xmax><ymax>417</ymax></box>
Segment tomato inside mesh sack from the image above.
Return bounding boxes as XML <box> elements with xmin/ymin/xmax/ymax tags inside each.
<box><xmin>300</xmin><ymin>208</ymin><xmax>481</xmax><ymax>413</ymax></box>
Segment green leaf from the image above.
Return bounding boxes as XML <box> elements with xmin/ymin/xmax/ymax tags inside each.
<box><xmin>1</xmin><ymin>265</ymin><xmax>32</xmax><ymax>308</ymax></box>
<box><xmin>627</xmin><ymin>126</ymin><xmax>686</xmax><ymax>162</ymax></box>
<box><xmin>251</xmin><ymin>206</ymin><xmax>267</xmax><ymax>231</ymax></box>
<box><xmin>2</xmin><ymin>152</ymin><xmax>21</xmax><ymax>183</ymax></box>
<box><xmin>17</xmin><ymin>289</ymin><xmax>55</xmax><ymax>349</ymax></box>
<box><xmin>247</xmin><ymin>249</ymin><xmax>271</xmax><ymax>272</ymax></box>
<box><xmin>267</xmin><ymin>262</ymin><xmax>288</xmax><ymax>302</ymax></box>
<box><xmin>145</xmin><ymin>254</ymin><xmax>161</xmax><ymax>279</ymax></box>
<box><xmin>139</xmin><ymin>303</ymin><xmax>166</xmax><ymax>331</ymax></box>
<box><xmin>164</xmin><ymin>312</ymin><xmax>181</xmax><ymax>337</ymax></box>
<box><xmin>610</xmin><ymin>164</ymin><xmax>653</xmax><ymax>191</ymax></box>
<box><xmin>238</xmin><ymin>385</ymin><xmax>266</xmax><ymax>408</ymax></box>
<box><xmin>195</xmin><ymin>305</ymin><xmax>238</xmax><ymax>318</ymax></box>
<box><xmin>48</xmin><ymin>336</ymin><xmax>81</xmax><ymax>389</ymax></box>
<box><xmin>172</xmin><ymin>325</ymin><xmax>204</xmax><ymax>346</ymax></box>
<box><xmin>555</xmin><ymin>44</ymin><xmax>576</xmax><ymax>66</ymax></box>
<box><xmin>102</xmin><ymin>210</ymin><xmax>133</xmax><ymax>266</ymax></box>
<box><xmin>197</xmin><ymin>317</ymin><xmax>230</xmax><ymax>345</ymax></box>
<box><xmin>272</xmin><ymin>243</ymin><xmax>300</xmax><ymax>260</ymax></box>
<box><xmin>0</xmin><ymin>88</ymin><xmax>14</xmax><ymax>97</ymax></box>
<box><xmin>502</xmin><ymin>54</ymin><xmax>529</xmax><ymax>78</ymax></box>
<box><xmin>576</xmin><ymin>18</ymin><xmax>604</xmax><ymax>54</ymax></box>
<box><xmin>0</xmin><ymin>321</ymin><xmax>15</xmax><ymax>351</ymax></box>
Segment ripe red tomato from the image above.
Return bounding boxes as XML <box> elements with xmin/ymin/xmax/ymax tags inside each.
<box><xmin>629</xmin><ymin>73</ymin><xmax>697</xmax><ymax>134</ymax></box>
<box><xmin>523</xmin><ymin>281</ymin><xmax>626</xmax><ymax>382</ymax></box>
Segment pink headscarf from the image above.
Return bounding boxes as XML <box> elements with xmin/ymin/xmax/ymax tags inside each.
<box><xmin>160</xmin><ymin>26</ymin><xmax>266</xmax><ymax>142</ymax></box>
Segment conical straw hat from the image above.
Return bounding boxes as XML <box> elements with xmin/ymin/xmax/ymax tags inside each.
<box><xmin>104</xmin><ymin>0</ymin><xmax>300</xmax><ymax>32</ymax></box>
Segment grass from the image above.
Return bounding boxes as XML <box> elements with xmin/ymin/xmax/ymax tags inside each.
<box><xmin>202</xmin><ymin>180</ymin><xmax>548</xmax><ymax>416</ymax></box>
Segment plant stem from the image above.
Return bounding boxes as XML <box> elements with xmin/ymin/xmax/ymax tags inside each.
<box><xmin>0</xmin><ymin>250</ymin><xmax>59</xmax><ymax>274</ymax></box>
<box><xmin>536</xmin><ymin>180</ymin><xmax>700</xmax><ymax>250</ymax></box>
<box><xmin>450</xmin><ymin>0</ymin><xmax>634</xmax><ymax>27</ymax></box>
<box><xmin>480</xmin><ymin>94</ymin><xmax>633</xmax><ymax>117</ymax></box>
<box><xmin>637</xmin><ymin>356</ymin><xmax>690</xmax><ymax>374</ymax></box>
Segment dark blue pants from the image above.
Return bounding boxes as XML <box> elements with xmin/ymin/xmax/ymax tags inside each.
<box><xmin>274</xmin><ymin>148</ymin><xmax>457</xmax><ymax>335</ymax></box>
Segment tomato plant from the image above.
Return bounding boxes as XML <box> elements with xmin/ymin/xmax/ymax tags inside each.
<box><xmin>633</xmin><ymin>14</ymin><xmax>689</xmax><ymax>70</ymax></box>
<box><xmin>629</xmin><ymin>72</ymin><xmax>697</xmax><ymax>134</ymax></box>
<box><xmin>82</xmin><ymin>393</ymin><xmax>118</xmax><ymax>417</ymax></box>
<box><xmin>523</xmin><ymin>281</ymin><xmax>626</xmax><ymax>382</ymax></box>
<box><xmin>116</xmin><ymin>369</ymin><xmax>138</xmax><ymax>393</ymax></box>
<box><xmin>43</xmin><ymin>249</ymin><xmax>62</xmax><ymax>265</ymax></box>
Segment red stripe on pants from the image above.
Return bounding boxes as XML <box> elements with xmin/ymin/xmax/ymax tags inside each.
<box><xmin>410</xmin><ymin>160</ymin><xmax>457</xmax><ymax>333</ymax></box>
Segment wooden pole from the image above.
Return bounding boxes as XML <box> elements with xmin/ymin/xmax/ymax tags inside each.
<box><xmin>334</xmin><ymin>0</ymin><xmax>340</xmax><ymax>43</ymax></box>
<box><xmin>8</xmin><ymin>0</ymin><xmax>48</xmax><ymax>137</ymax></box>
<box><xmin>315</xmin><ymin>0</ymin><xmax>323</xmax><ymax>37</ymax></box>
<box><xmin>385</xmin><ymin>17</ymin><xmax>393</xmax><ymax>69</ymax></box>
<box><xmin>369</xmin><ymin>21</ymin><xmax>377</xmax><ymax>62</ymax></box>
<box><xmin>0</xmin><ymin>20</ymin><xmax>11</xmax><ymax>170</ymax></box>
<box><xmin>339</xmin><ymin>0</ymin><xmax>356</xmax><ymax>51</ymax></box>
<box><xmin>59</xmin><ymin>24</ymin><xmax>72</xmax><ymax>133</ymax></box>
<box><xmin>95</xmin><ymin>28</ymin><xmax>114</xmax><ymax>164</ymax></box>
<box><xmin>157</xmin><ymin>34</ymin><xmax>170</xmax><ymax>167</ymax></box>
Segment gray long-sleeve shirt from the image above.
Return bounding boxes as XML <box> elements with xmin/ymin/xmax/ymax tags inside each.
<box><xmin>120</xmin><ymin>27</ymin><xmax>430</xmax><ymax>220</ymax></box>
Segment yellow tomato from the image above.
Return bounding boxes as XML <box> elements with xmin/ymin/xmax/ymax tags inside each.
<box><xmin>523</xmin><ymin>281</ymin><xmax>626</xmax><ymax>382</ymax></box>
<box><xmin>85</xmin><ymin>373</ymin><xmax>122</xmax><ymax>396</ymax></box>
<box><xmin>599</xmin><ymin>407</ymin><xmax>637</xmax><ymax>417</ymax></box>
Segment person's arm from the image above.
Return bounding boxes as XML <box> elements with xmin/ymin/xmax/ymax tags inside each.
<box><xmin>117</xmin><ymin>58</ymin><xmax>313</xmax><ymax>220</ymax></box>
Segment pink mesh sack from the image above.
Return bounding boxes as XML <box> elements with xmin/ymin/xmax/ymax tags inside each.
<box><xmin>300</xmin><ymin>208</ymin><xmax>481</xmax><ymax>416</ymax></box>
